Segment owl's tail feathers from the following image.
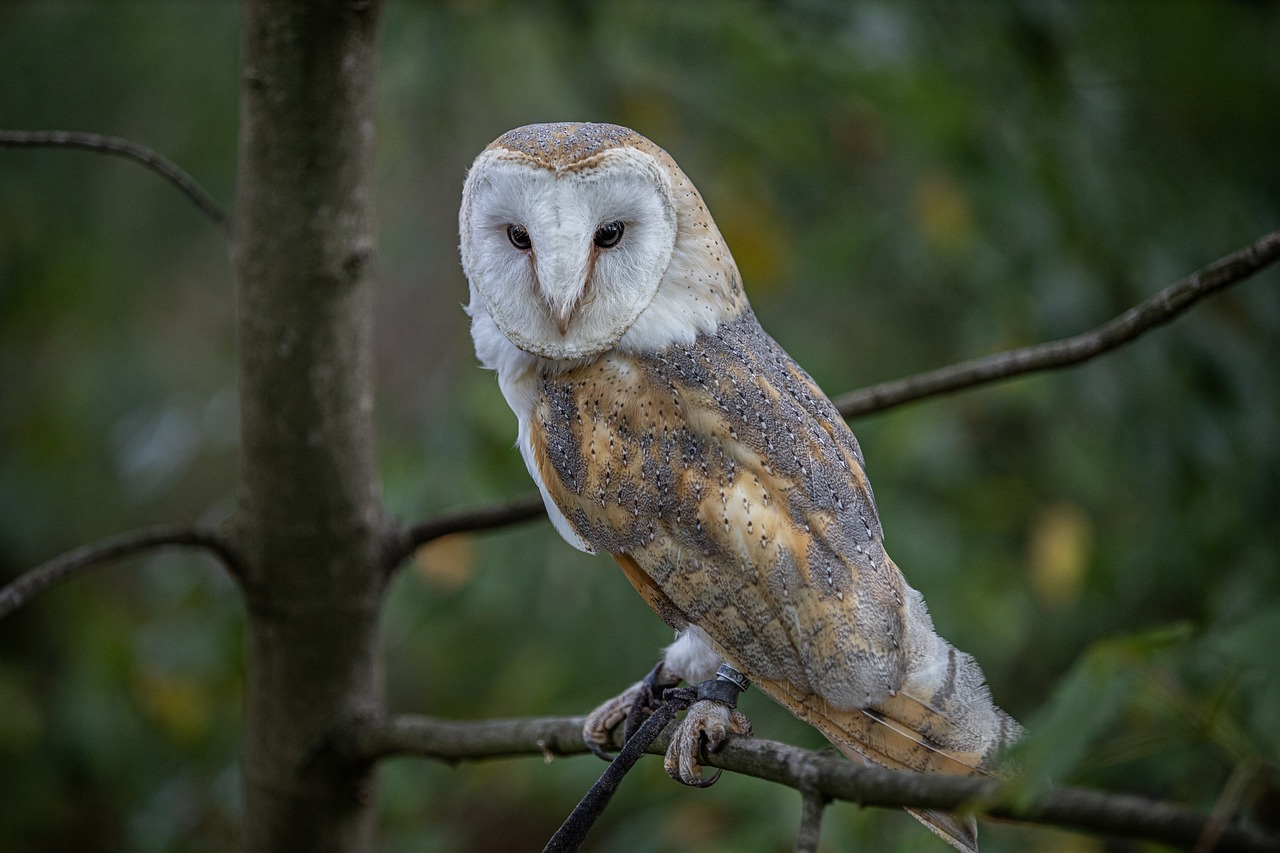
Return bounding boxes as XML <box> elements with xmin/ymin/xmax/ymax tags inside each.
<box><xmin>906</xmin><ymin>808</ymin><xmax>979</xmax><ymax>853</ymax></box>
<box><xmin>754</xmin><ymin>679</ymin><xmax>1015</xmax><ymax>851</ymax></box>
<box><xmin>819</xmin><ymin>703</ymin><xmax>989</xmax><ymax>852</ymax></box>
<box><xmin>752</xmin><ymin>582</ymin><xmax>1023</xmax><ymax>850</ymax></box>
<box><xmin>809</xmin><ymin>693</ymin><xmax>1013</xmax><ymax>853</ymax></box>
<box><xmin>787</xmin><ymin>660</ymin><xmax>1022</xmax><ymax>779</ymax></box>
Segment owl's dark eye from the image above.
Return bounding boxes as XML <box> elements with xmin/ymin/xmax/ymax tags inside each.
<box><xmin>507</xmin><ymin>224</ymin><xmax>532</xmax><ymax>250</ymax></box>
<box><xmin>593</xmin><ymin>221</ymin><xmax>625</xmax><ymax>249</ymax></box>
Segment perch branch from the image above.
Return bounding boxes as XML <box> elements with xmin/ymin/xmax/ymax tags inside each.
<box><xmin>0</xmin><ymin>524</ymin><xmax>242</xmax><ymax>621</ymax></box>
<box><xmin>834</xmin><ymin>227</ymin><xmax>1280</xmax><ymax>418</ymax></box>
<box><xmin>0</xmin><ymin>130</ymin><xmax>229</xmax><ymax>228</ymax></box>
<box><xmin>341</xmin><ymin>713</ymin><xmax>1280</xmax><ymax>853</ymax></box>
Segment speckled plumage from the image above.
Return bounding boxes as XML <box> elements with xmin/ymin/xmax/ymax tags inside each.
<box><xmin>529</xmin><ymin>314</ymin><xmax>1020</xmax><ymax>773</ymax></box>
<box><xmin>489</xmin><ymin>123</ymin><xmax>650</xmax><ymax>171</ymax></box>
<box><xmin>462</xmin><ymin>123</ymin><xmax>1020</xmax><ymax>851</ymax></box>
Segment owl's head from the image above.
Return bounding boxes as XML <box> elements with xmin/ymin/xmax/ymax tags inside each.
<box><xmin>460</xmin><ymin>122</ymin><xmax>743</xmax><ymax>361</ymax></box>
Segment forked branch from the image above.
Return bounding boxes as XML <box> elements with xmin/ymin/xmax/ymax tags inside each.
<box><xmin>0</xmin><ymin>524</ymin><xmax>242</xmax><ymax>621</ymax></box>
<box><xmin>343</xmin><ymin>713</ymin><xmax>1280</xmax><ymax>853</ymax></box>
<box><xmin>0</xmin><ymin>130</ymin><xmax>229</xmax><ymax>228</ymax></box>
<box><xmin>795</xmin><ymin>787</ymin><xmax>830</xmax><ymax>853</ymax></box>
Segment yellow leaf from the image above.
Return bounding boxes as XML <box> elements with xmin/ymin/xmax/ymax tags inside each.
<box><xmin>913</xmin><ymin>171</ymin><xmax>974</xmax><ymax>254</ymax></box>
<box><xmin>133</xmin><ymin>672</ymin><xmax>209</xmax><ymax>745</ymax></box>
<box><xmin>1028</xmin><ymin>502</ymin><xmax>1093</xmax><ymax>608</ymax></box>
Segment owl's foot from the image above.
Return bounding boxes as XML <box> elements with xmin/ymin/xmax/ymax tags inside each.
<box><xmin>664</xmin><ymin>666</ymin><xmax>752</xmax><ymax>787</ymax></box>
<box><xmin>582</xmin><ymin>661</ymin><xmax>679</xmax><ymax>761</ymax></box>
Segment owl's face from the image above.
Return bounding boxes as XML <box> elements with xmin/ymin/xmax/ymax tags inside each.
<box><xmin>460</xmin><ymin>128</ymin><xmax>679</xmax><ymax>360</ymax></box>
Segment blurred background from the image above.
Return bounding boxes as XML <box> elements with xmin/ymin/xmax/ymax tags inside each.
<box><xmin>2</xmin><ymin>2</ymin><xmax>1278</xmax><ymax>851</ymax></box>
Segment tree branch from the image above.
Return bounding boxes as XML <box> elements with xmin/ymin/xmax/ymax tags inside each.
<box><xmin>834</xmin><ymin>228</ymin><xmax>1280</xmax><ymax>418</ymax></box>
<box><xmin>341</xmin><ymin>713</ymin><xmax>1280</xmax><ymax>853</ymax></box>
<box><xmin>0</xmin><ymin>129</ymin><xmax>230</xmax><ymax>229</ymax></box>
<box><xmin>0</xmin><ymin>524</ymin><xmax>242</xmax><ymax>622</ymax></box>
<box><xmin>795</xmin><ymin>787</ymin><xmax>829</xmax><ymax>853</ymax></box>
<box><xmin>388</xmin><ymin>493</ymin><xmax>547</xmax><ymax>572</ymax></box>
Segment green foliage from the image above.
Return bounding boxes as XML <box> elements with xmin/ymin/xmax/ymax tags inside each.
<box><xmin>2</xmin><ymin>1</ymin><xmax>1278</xmax><ymax>850</ymax></box>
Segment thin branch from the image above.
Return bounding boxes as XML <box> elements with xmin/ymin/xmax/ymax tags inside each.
<box><xmin>795</xmin><ymin>787</ymin><xmax>829</xmax><ymax>853</ymax></box>
<box><xmin>835</xmin><ymin>228</ymin><xmax>1280</xmax><ymax>418</ymax></box>
<box><xmin>342</xmin><ymin>713</ymin><xmax>1280</xmax><ymax>853</ymax></box>
<box><xmin>343</xmin><ymin>713</ymin><xmax>587</xmax><ymax>764</ymax></box>
<box><xmin>0</xmin><ymin>524</ymin><xmax>242</xmax><ymax>622</ymax></box>
<box><xmin>389</xmin><ymin>493</ymin><xmax>547</xmax><ymax>572</ymax></box>
<box><xmin>0</xmin><ymin>130</ymin><xmax>230</xmax><ymax>229</ymax></box>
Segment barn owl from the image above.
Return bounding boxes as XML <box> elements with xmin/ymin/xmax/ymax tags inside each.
<box><xmin>461</xmin><ymin>122</ymin><xmax>1021</xmax><ymax>851</ymax></box>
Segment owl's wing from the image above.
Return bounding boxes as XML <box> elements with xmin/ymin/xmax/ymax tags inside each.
<box><xmin>529</xmin><ymin>313</ymin><xmax>1018</xmax><ymax>786</ymax></box>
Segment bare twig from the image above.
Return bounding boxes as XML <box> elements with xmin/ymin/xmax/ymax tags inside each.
<box><xmin>343</xmin><ymin>713</ymin><xmax>1280</xmax><ymax>853</ymax></box>
<box><xmin>0</xmin><ymin>524</ymin><xmax>242</xmax><ymax>621</ymax></box>
<box><xmin>834</xmin><ymin>228</ymin><xmax>1280</xmax><ymax>418</ymax></box>
<box><xmin>0</xmin><ymin>130</ymin><xmax>229</xmax><ymax>228</ymax></box>
<box><xmin>389</xmin><ymin>493</ymin><xmax>547</xmax><ymax>572</ymax></box>
<box><xmin>343</xmin><ymin>713</ymin><xmax>587</xmax><ymax>764</ymax></box>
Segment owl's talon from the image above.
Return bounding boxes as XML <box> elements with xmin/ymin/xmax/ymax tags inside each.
<box><xmin>690</xmin><ymin>767</ymin><xmax>722</xmax><ymax>788</ymax></box>
<box><xmin>622</xmin><ymin>661</ymin><xmax>676</xmax><ymax>742</ymax></box>
<box><xmin>584</xmin><ymin>738</ymin><xmax>614</xmax><ymax>762</ymax></box>
<box><xmin>663</xmin><ymin>697</ymin><xmax>752</xmax><ymax>785</ymax></box>
<box><xmin>583</xmin><ymin>662</ymin><xmax>679</xmax><ymax>760</ymax></box>
<box><xmin>582</xmin><ymin>686</ymin><xmax>639</xmax><ymax>760</ymax></box>
<box><xmin>663</xmin><ymin>668</ymin><xmax>752</xmax><ymax>786</ymax></box>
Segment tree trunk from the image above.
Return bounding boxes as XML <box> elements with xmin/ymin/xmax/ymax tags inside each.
<box><xmin>231</xmin><ymin>1</ymin><xmax>386</xmax><ymax>851</ymax></box>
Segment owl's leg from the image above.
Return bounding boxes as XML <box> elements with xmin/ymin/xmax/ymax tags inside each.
<box><xmin>664</xmin><ymin>664</ymin><xmax>752</xmax><ymax>787</ymax></box>
<box><xmin>582</xmin><ymin>629</ymin><xmax>720</xmax><ymax>760</ymax></box>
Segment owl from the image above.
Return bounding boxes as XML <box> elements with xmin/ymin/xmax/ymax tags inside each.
<box><xmin>461</xmin><ymin>122</ymin><xmax>1021</xmax><ymax>851</ymax></box>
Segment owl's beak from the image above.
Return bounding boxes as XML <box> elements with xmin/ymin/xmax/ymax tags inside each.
<box><xmin>536</xmin><ymin>242</ymin><xmax>590</xmax><ymax>337</ymax></box>
<box><xmin>540</xmin><ymin>278</ymin><xmax>582</xmax><ymax>336</ymax></box>
<box><xmin>549</xmin><ymin>301</ymin><xmax>575</xmax><ymax>336</ymax></box>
